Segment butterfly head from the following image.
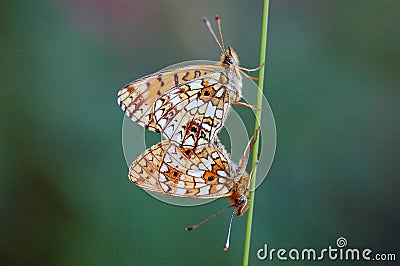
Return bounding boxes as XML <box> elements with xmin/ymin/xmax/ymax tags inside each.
<box><xmin>229</xmin><ymin>170</ymin><xmax>250</xmax><ymax>216</ymax></box>
<box><xmin>234</xmin><ymin>194</ymin><xmax>249</xmax><ymax>216</ymax></box>
<box><xmin>221</xmin><ymin>46</ymin><xmax>240</xmax><ymax>67</ymax></box>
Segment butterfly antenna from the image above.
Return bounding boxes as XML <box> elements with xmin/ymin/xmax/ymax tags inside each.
<box><xmin>238</xmin><ymin>127</ymin><xmax>260</xmax><ymax>172</ymax></box>
<box><xmin>223</xmin><ymin>208</ymin><xmax>236</xmax><ymax>251</ymax></box>
<box><xmin>185</xmin><ymin>205</ymin><xmax>231</xmax><ymax>231</ymax></box>
<box><xmin>203</xmin><ymin>16</ymin><xmax>224</xmax><ymax>53</ymax></box>
<box><xmin>214</xmin><ymin>14</ymin><xmax>226</xmax><ymax>51</ymax></box>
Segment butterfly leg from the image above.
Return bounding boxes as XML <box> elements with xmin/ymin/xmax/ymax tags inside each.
<box><xmin>233</xmin><ymin>101</ymin><xmax>260</xmax><ymax>111</ymax></box>
<box><xmin>239</xmin><ymin>63</ymin><xmax>265</xmax><ymax>72</ymax></box>
<box><xmin>238</xmin><ymin>63</ymin><xmax>265</xmax><ymax>80</ymax></box>
<box><xmin>240</xmin><ymin>71</ymin><xmax>259</xmax><ymax>81</ymax></box>
<box><xmin>237</xmin><ymin>127</ymin><xmax>260</xmax><ymax>172</ymax></box>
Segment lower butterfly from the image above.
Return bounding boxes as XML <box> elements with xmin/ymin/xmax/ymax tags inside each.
<box><xmin>128</xmin><ymin>130</ymin><xmax>258</xmax><ymax>250</ymax></box>
<box><xmin>117</xmin><ymin>15</ymin><xmax>260</xmax><ymax>148</ymax></box>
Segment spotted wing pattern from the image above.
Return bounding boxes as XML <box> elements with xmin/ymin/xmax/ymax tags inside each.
<box><xmin>153</xmin><ymin>72</ymin><xmax>231</xmax><ymax>148</ymax></box>
<box><xmin>129</xmin><ymin>140</ymin><xmax>237</xmax><ymax>198</ymax></box>
<box><xmin>117</xmin><ymin>61</ymin><xmax>242</xmax><ymax>148</ymax></box>
<box><xmin>118</xmin><ymin>65</ymin><xmax>229</xmax><ymax>128</ymax></box>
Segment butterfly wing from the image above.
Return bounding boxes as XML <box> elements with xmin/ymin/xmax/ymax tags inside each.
<box><xmin>117</xmin><ymin>64</ymin><xmax>224</xmax><ymax>133</ymax></box>
<box><xmin>129</xmin><ymin>140</ymin><xmax>235</xmax><ymax>199</ymax></box>
<box><xmin>153</xmin><ymin>71</ymin><xmax>232</xmax><ymax>148</ymax></box>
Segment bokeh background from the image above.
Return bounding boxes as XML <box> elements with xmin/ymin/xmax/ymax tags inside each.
<box><xmin>1</xmin><ymin>0</ymin><xmax>399</xmax><ymax>265</ymax></box>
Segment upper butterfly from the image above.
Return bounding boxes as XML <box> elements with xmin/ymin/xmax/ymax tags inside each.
<box><xmin>117</xmin><ymin>15</ymin><xmax>258</xmax><ymax>148</ymax></box>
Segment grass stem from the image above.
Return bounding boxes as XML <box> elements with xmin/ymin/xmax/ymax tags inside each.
<box><xmin>242</xmin><ymin>0</ymin><xmax>270</xmax><ymax>265</ymax></box>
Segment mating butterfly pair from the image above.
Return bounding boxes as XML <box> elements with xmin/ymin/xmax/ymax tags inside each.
<box><xmin>117</xmin><ymin>15</ymin><xmax>260</xmax><ymax>250</ymax></box>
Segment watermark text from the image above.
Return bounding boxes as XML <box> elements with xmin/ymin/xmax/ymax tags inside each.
<box><xmin>257</xmin><ymin>237</ymin><xmax>396</xmax><ymax>262</ymax></box>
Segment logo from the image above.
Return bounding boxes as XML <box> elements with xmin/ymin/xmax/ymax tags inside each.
<box><xmin>257</xmin><ymin>237</ymin><xmax>396</xmax><ymax>262</ymax></box>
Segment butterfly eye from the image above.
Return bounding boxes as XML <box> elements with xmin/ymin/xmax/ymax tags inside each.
<box><xmin>204</xmin><ymin>90</ymin><xmax>211</xmax><ymax>96</ymax></box>
<box><xmin>226</xmin><ymin>56</ymin><xmax>234</xmax><ymax>64</ymax></box>
<box><xmin>236</xmin><ymin>195</ymin><xmax>247</xmax><ymax>204</ymax></box>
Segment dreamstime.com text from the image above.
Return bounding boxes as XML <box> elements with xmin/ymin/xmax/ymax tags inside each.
<box><xmin>257</xmin><ymin>237</ymin><xmax>396</xmax><ymax>262</ymax></box>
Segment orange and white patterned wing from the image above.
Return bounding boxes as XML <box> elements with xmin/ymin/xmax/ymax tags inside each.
<box><xmin>117</xmin><ymin>65</ymin><xmax>224</xmax><ymax>133</ymax></box>
<box><xmin>153</xmin><ymin>71</ymin><xmax>231</xmax><ymax>148</ymax></box>
<box><xmin>129</xmin><ymin>140</ymin><xmax>235</xmax><ymax>198</ymax></box>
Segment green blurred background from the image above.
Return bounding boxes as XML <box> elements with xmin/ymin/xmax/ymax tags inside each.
<box><xmin>1</xmin><ymin>0</ymin><xmax>399</xmax><ymax>265</ymax></box>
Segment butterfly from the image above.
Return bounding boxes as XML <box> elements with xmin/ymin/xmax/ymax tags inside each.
<box><xmin>117</xmin><ymin>15</ymin><xmax>260</xmax><ymax>148</ymax></box>
<box><xmin>128</xmin><ymin>130</ymin><xmax>258</xmax><ymax>250</ymax></box>
<box><xmin>129</xmin><ymin>139</ymin><xmax>249</xmax><ymax>212</ymax></box>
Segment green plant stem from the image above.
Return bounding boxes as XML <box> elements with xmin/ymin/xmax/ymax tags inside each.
<box><xmin>242</xmin><ymin>0</ymin><xmax>270</xmax><ymax>265</ymax></box>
